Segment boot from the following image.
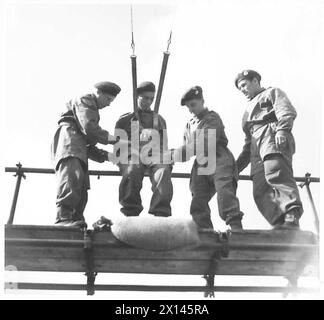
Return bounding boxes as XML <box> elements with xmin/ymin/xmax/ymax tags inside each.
<box><xmin>229</xmin><ymin>218</ymin><xmax>243</xmax><ymax>231</ymax></box>
<box><xmin>55</xmin><ymin>219</ymin><xmax>87</xmax><ymax>229</ymax></box>
<box><xmin>273</xmin><ymin>209</ymin><xmax>300</xmax><ymax>230</ymax></box>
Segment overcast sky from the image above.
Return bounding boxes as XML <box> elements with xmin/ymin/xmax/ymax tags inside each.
<box><xmin>1</xmin><ymin>0</ymin><xmax>323</xmax><ymax>299</ymax></box>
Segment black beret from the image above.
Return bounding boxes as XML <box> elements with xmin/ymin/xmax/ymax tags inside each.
<box><xmin>234</xmin><ymin>70</ymin><xmax>261</xmax><ymax>89</ymax></box>
<box><xmin>94</xmin><ymin>81</ymin><xmax>121</xmax><ymax>96</ymax></box>
<box><xmin>180</xmin><ymin>86</ymin><xmax>203</xmax><ymax>106</ymax></box>
<box><xmin>136</xmin><ymin>81</ymin><xmax>156</xmax><ymax>94</ymax></box>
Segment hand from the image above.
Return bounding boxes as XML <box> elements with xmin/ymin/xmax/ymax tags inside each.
<box><xmin>140</xmin><ymin>129</ymin><xmax>152</xmax><ymax>141</ymax></box>
<box><xmin>107</xmin><ymin>152</ymin><xmax>118</xmax><ymax>164</ymax></box>
<box><xmin>162</xmin><ymin>150</ymin><xmax>173</xmax><ymax>165</ymax></box>
<box><xmin>87</xmin><ymin>145</ymin><xmax>108</xmax><ymax>163</ymax></box>
<box><xmin>275</xmin><ymin>131</ymin><xmax>287</xmax><ymax>150</ymax></box>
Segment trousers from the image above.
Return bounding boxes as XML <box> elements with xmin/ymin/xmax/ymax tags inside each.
<box><xmin>189</xmin><ymin>162</ymin><xmax>243</xmax><ymax>229</ymax></box>
<box><xmin>252</xmin><ymin>154</ymin><xmax>303</xmax><ymax>225</ymax></box>
<box><xmin>55</xmin><ymin>157</ymin><xmax>89</xmax><ymax>223</ymax></box>
<box><xmin>118</xmin><ymin>163</ymin><xmax>173</xmax><ymax>217</ymax></box>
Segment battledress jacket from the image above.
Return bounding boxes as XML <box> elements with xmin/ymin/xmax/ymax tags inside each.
<box><xmin>236</xmin><ymin>87</ymin><xmax>297</xmax><ymax>176</ymax></box>
<box><xmin>115</xmin><ymin>109</ymin><xmax>169</xmax><ymax>153</ymax></box>
<box><xmin>173</xmin><ymin>108</ymin><xmax>237</xmax><ymax>179</ymax></box>
<box><xmin>51</xmin><ymin>94</ymin><xmax>110</xmax><ymax>170</ymax></box>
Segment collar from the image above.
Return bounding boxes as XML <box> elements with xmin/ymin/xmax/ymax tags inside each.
<box><xmin>249</xmin><ymin>87</ymin><xmax>266</xmax><ymax>101</ymax></box>
<box><xmin>194</xmin><ymin>108</ymin><xmax>209</xmax><ymax>120</ymax></box>
<box><xmin>138</xmin><ymin>108</ymin><xmax>153</xmax><ymax>114</ymax></box>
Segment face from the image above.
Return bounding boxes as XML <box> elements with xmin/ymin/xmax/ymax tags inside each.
<box><xmin>185</xmin><ymin>98</ymin><xmax>205</xmax><ymax>116</ymax></box>
<box><xmin>237</xmin><ymin>78</ymin><xmax>261</xmax><ymax>100</ymax></box>
<box><xmin>138</xmin><ymin>92</ymin><xmax>155</xmax><ymax>111</ymax></box>
<box><xmin>97</xmin><ymin>91</ymin><xmax>115</xmax><ymax>109</ymax></box>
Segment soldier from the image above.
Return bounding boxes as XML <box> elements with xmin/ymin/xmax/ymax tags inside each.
<box><xmin>51</xmin><ymin>81</ymin><xmax>121</xmax><ymax>227</ymax></box>
<box><xmin>159</xmin><ymin>86</ymin><xmax>243</xmax><ymax>230</ymax></box>
<box><xmin>235</xmin><ymin>70</ymin><xmax>303</xmax><ymax>229</ymax></box>
<box><xmin>114</xmin><ymin>81</ymin><xmax>173</xmax><ymax>217</ymax></box>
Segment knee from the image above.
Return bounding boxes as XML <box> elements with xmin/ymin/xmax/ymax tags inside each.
<box><xmin>264</xmin><ymin>166</ymin><xmax>285</xmax><ymax>184</ymax></box>
<box><xmin>122</xmin><ymin>165</ymin><xmax>143</xmax><ymax>179</ymax></box>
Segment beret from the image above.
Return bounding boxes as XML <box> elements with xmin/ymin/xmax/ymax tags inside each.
<box><xmin>180</xmin><ymin>86</ymin><xmax>203</xmax><ymax>106</ymax></box>
<box><xmin>94</xmin><ymin>81</ymin><xmax>121</xmax><ymax>96</ymax></box>
<box><xmin>136</xmin><ymin>81</ymin><xmax>156</xmax><ymax>94</ymax></box>
<box><xmin>234</xmin><ymin>70</ymin><xmax>261</xmax><ymax>88</ymax></box>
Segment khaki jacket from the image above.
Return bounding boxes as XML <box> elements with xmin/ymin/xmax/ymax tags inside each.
<box><xmin>115</xmin><ymin>109</ymin><xmax>168</xmax><ymax>153</ymax></box>
<box><xmin>236</xmin><ymin>87</ymin><xmax>297</xmax><ymax>175</ymax></box>
<box><xmin>174</xmin><ymin>108</ymin><xmax>237</xmax><ymax>179</ymax></box>
<box><xmin>51</xmin><ymin>93</ymin><xmax>110</xmax><ymax>169</ymax></box>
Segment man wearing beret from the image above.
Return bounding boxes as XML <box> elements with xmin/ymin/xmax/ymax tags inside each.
<box><xmin>114</xmin><ymin>81</ymin><xmax>173</xmax><ymax>217</ymax></box>
<box><xmin>235</xmin><ymin>70</ymin><xmax>303</xmax><ymax>229</ymax></box>
<box><xmin>158</xmin><ymin>86</ymin><xmax>243</xmax><ymax>230</ymax></box>
<box><xmin>51</xmin><ymin>81</ymin><xmax>121</xmax><ymax>227</ymax></box>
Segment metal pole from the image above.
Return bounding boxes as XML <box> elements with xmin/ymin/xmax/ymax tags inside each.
<box><xmin>7</xmin><ymin>163</ymin><xmax>25</xmax><ymax>225</ymax></box>
<box><xmin>5</xmin><ymin>282</ymin><xmax>319</xmax><ymax>294</ymax></box>
<box><xmin>5</xmin><ymin>166</ymin><xmax>320</xmax><ymax>182</ymax></box>
<box><xmin>299</xmin><ymin>173</ymin><xmax>320</xmax><ymax>234</ymax></box>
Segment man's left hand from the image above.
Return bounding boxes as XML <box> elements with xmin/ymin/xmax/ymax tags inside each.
<box><xmin>275</xmin><ymin>131</ymin><xmax>288</xmax><ymax>150</ymax></box>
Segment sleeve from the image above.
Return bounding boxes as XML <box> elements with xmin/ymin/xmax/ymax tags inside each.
<box><xmin>269</xmin><ymin>88</ymin><xmax>297</xmax><ymax>132</ymax></box>
<box><xmin>87</xmin><ymin>145</ymin><xmax>108</xmax><ymax>163</ymax></box>
<box><xmin>172</xmin><ymin>115</ymin><xmax>221</xmax><ymax>163</ymax></box>
<box><xmin>236</xmin><ymin>126</ymin><xmax>251</xmax><ymax>173</ymax></box>
<box><xmin>73</xmin><ymin>97</ymin><xmax>109</xmax><ymax>145</ymax></box>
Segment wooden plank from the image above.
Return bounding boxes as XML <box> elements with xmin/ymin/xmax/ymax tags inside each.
<box><xmin>5</xmin><ymin>225</ymin><xmax>318</xmax><ymax>245</ymax></box>
<box><xmin>5</xmin><ymin>225</ymin><xmax>318</xmax><ymax>277</ymax></box>
<box><xmin>5</xmin><ymin>225</ymin><xmax>84</xmax><ymax>240</ymax></box>
<box><xmin>94</xmin><ymin>259</ymin><xmax>310</xmax><ymax>276</ymax></box>
<box><xmin>5</xmin><ymin>239</ymin><xmax>318</xmax><ymax>263</ymax></box>
<box><xmin>6</xmin><ymin>253</ymin><xmax>317</xmax><ymax>277</ymax></box>
<box><xmin>5</xmin><ymin>256</ymin><xmax>86</xmax><ymax>272</ymax></box>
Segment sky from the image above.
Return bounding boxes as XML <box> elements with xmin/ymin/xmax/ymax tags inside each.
<box><xmin>1</xmin><ymin>0</ymin><xmax>323</xmax><ymax>299</ymax></box>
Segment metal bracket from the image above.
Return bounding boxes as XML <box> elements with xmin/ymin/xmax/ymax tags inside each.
<box><xmin>299</xmin><ymin>172</ymin><xmax>319</xmax><ymax>234</ymax></box>
<box><xmin>84</xmin><ymin>230</ymin><xmax>97</xmax><ymax>296</ymax></box>
<box><xmin>7</xmin><ymin>163</ymin><xmax>26</xmax><ymax>225</ymax></box>
<box><xmin>203</xmin><ymin>232</ymin><xmax>229</xmax><ymax>298</ymax></box>
<box><xmin>283</xmin><ymin>252</ymin><xmax>309</xmax><ymax>298</ymax></box>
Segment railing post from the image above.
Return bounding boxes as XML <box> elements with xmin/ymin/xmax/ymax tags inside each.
<box><xmin>7</xmin><ymin>163</ymin><xmax>26</xmax><ymax>225</ymax></box>
<box><xmin>299</xmin><ymin>172</ymin><xmax>319</xmax><ymax>234</ymax></box>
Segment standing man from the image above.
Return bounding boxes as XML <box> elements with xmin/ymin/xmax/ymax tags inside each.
<box><xmin>51</xmin><ymin>81</ymin><xmax>121</xmax><ymax>227</ymax></box>
<box><xmin>114</xmin><ymin>81</ymin><xmax>173</xmax><ymax>217</ymax></box>
<box><xmin>235</xmin><ymin>70</ymin><xmax>303</xmax><ymax>229</ymax></box>
<box><xmin>159</xmin><ymin>86</ymin><xmax>243</xmax><ymax>230</ymax></box>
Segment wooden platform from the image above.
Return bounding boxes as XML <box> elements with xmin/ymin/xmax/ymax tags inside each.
<box><xmin>5</xmin><ymin>224</ymin><xmax>318</xmax><ymax>278</ymax></box>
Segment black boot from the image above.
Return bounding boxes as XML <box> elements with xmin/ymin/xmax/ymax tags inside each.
<box><xmin>229</xmin><ymin>219</ymin><xmax>243</xmax><ymax>231</ymax></box>
<box><xmin>273</xmin><ymin>209</ymin><xmax>300</xmax><ymax>230</ymax></box>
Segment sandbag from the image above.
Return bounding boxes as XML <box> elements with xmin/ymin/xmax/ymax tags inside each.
<box><xmin>110</xmin><ymin>216</ymin><xmax>200</xmax><ymax>251</ymax></box>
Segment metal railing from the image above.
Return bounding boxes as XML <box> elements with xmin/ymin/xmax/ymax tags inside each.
<box><xmin>4</xmin><ymin>163</ymin><xmax>320</xmax><ymax>232</ymax></box>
